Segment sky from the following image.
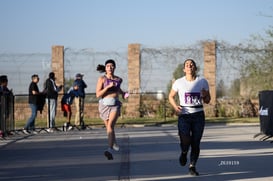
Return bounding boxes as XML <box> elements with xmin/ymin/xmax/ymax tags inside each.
<box><xmin>0</xmin><ymin>0</ymin><xmax>272</xmax><ymax>53</ymax></box>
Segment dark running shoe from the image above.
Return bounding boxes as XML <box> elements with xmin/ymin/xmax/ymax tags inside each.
<box><xmin>189</xmin><ymin>166</ymin><xmax>199</xmax><ymax>176</ymax></box>
<box><xmin>104</xmin><ymin>150</ymin><xmax>113</xmax><ymax>160</ymax></box>
<box><xmin>179</xmin><ymin>152</ymin><xmax>187</xmax><ymax>166</ymax></box>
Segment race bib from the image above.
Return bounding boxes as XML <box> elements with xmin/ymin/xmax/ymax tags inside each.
<box><xmin>184</xmin><ymin>92</ymin><xmax>202</xmax><ymax>105</ymax></box>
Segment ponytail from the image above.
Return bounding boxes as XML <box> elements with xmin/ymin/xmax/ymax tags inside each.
<box><xmin>96</xmin><ymin>64</ymin><xmax>105</xmax><ymax>73</ymax></box>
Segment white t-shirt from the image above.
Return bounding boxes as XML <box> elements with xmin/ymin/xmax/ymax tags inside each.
<box><xmin>172</xmin><ymin>76</ymin><xmax>209</xmax><ymax>114</ymax></box>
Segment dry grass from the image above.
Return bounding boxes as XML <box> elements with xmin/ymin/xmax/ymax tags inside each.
<box><xmin>15</xmin><ymin>116</ymin><xmax>259</xmax><ymax>129</ymax></box>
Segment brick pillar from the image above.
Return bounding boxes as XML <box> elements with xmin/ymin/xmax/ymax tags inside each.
<box><xmin>203</xmin><ymin>41</ymin><xmax>217</xmax><ymax>116</ymax></box>
<box><xmin>127</xmin><ymin>44</ymin><xmax>141</xmax><ymax>117</ymax></box>
<box><xmin>51</xmin><ymin>46</ymin><xmax>64</xmax><ymax>94</ymax></box>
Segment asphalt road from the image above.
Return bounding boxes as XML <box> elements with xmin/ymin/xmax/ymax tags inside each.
<box><xmin>0</xmin><ymin>123</ymin><xmax>273</xmax><ymax>181</ymax></box>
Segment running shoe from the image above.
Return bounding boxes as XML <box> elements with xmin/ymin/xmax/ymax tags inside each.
<box><xmin>46</xmin><ymin>128</ymin><xmax>54</xmax><ymax>133</ymax></box>
<box><xmin>189</xmin><ymin>166</ymin><xmax>199</xmax><ymax>176</ymax></box>
<box><xmin>32</xmin><ymin>130</ymin><xmax>38</xmax><ymax>134</ymax></box>
<box><xmin>113</xmin><ymin>143</ymin><xmax>120</xmax><ymax>151</ymax></box>
<box><xmin>179</xmin><ymin>152</ymin><xmax>187</xmax><ymax>166</ymax></box>
<box><xmin>104</xmin><ymin>150</ymin><xmax>113</xmax><ymax>160</ymax></box>
<box><xmin>23</xmin><ymin>129</ymin><xmax>30</xmax><ymax>135</ymax></box>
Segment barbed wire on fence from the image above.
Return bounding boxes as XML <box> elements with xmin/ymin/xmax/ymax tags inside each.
<box><xmin>140</xmin><ymin>43</ymin><xmax>204</xmax><ymax>92</ymax></box>
<box><xmin>63</xmin><ymin>47</ymin><xmax>128</xmax><ymax>93</ymax></box>
<box><xmin>1</xmin><ymin>41</ymin><xmax>270</xmax><ymax>96</ymax></box>
<box><xmin>0</xmin><ymin>53</ymin><xmax>51</xmax><ymax>94</ymax></box>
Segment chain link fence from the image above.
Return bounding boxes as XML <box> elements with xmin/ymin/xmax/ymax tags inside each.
<box><xmin>1</xmin><ymin>42</ymin><xmax>261</xmax><ymax>96</ymax></box>
<box><xmin>0</xmin><ymin>41</ymin><xmax>271</xmax><ymax>132</ymax></box>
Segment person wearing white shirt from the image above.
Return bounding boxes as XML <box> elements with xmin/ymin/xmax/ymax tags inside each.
<box><xmin>169</xmin><ymin>59</ymin><xmax>211</xmax><ymax>176</ymax></box>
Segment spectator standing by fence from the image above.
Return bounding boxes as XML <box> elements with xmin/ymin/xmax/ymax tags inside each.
<box><xmin>0</xmin><ymin>75</ymin><xmax>13</xmax><ymax>136</ymax></box>
<box><xmin>61</xmin><ymin>83</ymin><xmax>79</xmax><ymax>130</ymax></box>
<box><xmin>0</xmin><ymin>75</ymin><xmax>12</xmax><ymax>95</ymax></box>
<box><xmin>168</xmin><ymin>59</ymin><xmax>211</xmax><ymax>176</ymax></box>
<box><xmin>45</xmin><ymin>72</ymin><xmax>62</xmax><ymax>132</ymax></box>
<box><xmin>23</xmin><ymin>74</ymin><xmax>42</xmax><ymax>134</ymax></box>
<box><xmin>73</xmin><ymin>73</ymin><xmax>87</xmax><ymax>129</ymax></box>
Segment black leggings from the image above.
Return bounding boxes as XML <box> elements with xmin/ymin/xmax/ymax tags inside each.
<box><xmin>178</xmin><ymin>111</ymin><xmax>205</xmax><ymax>165</ymax></box>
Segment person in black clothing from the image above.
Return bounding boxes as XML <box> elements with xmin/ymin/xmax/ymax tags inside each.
<box><xmin>0</xmin><ymin>75</ymin><xmax>12</xmax><ymax>95</ymax></box>
<box><xmin>73</xmin><ymin>73</ymin><xmax>87</xmax><ymax>128</ymax></box>
<box><xmin>23</xmin><ymin>74</ymin><xmax>41</xmax><ymax>134</ymax></box>
<box><xmin>0</xmin><ymin>75</ymin><xmax>13</xmax><ymax>134</ymax></box>
<box><xmin>45</xmin><ymin>72</ymin><xmax>62</xmax><ymax>132</ymax></box>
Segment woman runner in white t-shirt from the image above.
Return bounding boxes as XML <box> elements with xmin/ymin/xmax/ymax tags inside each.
<box><xmin>169</xmin><ymin>59</ymin><xmax>211</xmax><ymax>176</ymax></box>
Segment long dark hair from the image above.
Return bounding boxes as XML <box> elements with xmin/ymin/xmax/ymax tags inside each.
<box><xmin>96</xmin><ymin>59</ymin><xmax>116</xmax><ymax>73</ymax></box>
